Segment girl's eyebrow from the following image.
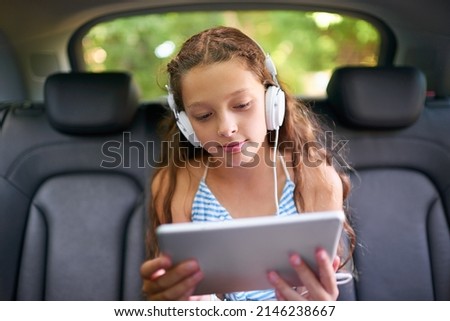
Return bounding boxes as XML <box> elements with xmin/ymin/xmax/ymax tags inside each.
<box><xmin>186</xmin><ymin>88</ymin><xmax>249</xmax><ymax>110</ymax></box>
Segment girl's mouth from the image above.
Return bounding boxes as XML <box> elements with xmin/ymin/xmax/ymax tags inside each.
<box><xmin>222</xmin><ymin>141</ymin><xmax>245</xmax><ymax>153</ymax></box>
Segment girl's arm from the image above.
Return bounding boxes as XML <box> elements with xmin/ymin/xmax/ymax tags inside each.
<box><xmin>142</xmin><ymin>166</ymin><xmax>207</xmax><ymax>300</ymax></box>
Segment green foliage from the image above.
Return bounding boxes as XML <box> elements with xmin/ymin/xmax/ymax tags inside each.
<box><xmin>82</xmin><ymin>10</ymin><xmax>380</xmax><ymax>100</ymax></box>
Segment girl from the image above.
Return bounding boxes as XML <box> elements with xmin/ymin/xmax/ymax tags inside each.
<box><xmin>141</xmin><ymin>26</ymin><xmax>355</xmax><ymax>301</ymax></box>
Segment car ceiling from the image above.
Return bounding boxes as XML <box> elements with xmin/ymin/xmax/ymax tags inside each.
<box><xmin>2</xmin><ymin>0</ymin><xmax>450</xmax><ymax>40</ymax></box>
<box><xmin>2</xmin><ymin>0</ymin><xmax>450</xmax><ymax>100</ymax></box>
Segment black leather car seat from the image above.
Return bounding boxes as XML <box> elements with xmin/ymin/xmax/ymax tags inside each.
<box><xmin>326</xmin><ymin>66</ymin><xmax>450</xmax><ymax>300</ymax></box>
<box><xmin>0</xmin><ymin>72</ymin><xmax>159</xmax><ymax>300</ymax></box>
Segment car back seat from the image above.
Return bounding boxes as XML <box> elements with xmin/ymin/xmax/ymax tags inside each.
<box><xmin>4</xmin><ymin>67</ymin><xmax>448</xmax><ymax>301</ymax></box>
<box><xmin>324</xmin><ymin>66</ymin><xmax>450</xmax><ymax>300</ymax></box>
<box><xmin>0</xmin><ymin>72</ymin><xmax>163</xmax><ymax>300</ymax></box>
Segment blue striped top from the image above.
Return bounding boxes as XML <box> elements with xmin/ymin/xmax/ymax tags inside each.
<box><xmin>191</xmin><ymin>158</ymin><xmax>298</xmax><ymax>301</ymax></box>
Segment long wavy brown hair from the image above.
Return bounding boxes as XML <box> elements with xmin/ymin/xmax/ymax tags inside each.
<box><xmin>147</xmin><ymin>26</ymin><xmax>355</xmax><ymax>268</ymax></box>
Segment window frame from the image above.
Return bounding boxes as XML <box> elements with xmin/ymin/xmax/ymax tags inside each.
<box><xmin>68</xmin><ymin>4</ymin><xmax>396</xmax><ymax>99</ymax></box>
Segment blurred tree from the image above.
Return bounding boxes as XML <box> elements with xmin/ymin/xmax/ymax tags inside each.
<box><xmin>82</xmin><ymin>10</ymin><xmax>379</xmax><ymax>100</ymax></box>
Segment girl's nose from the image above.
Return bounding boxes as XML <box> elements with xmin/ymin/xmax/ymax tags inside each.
<box><xmin>217</xmin><ymin>116</ymin><xmax>238</xmax><ymax>137</ymax></box>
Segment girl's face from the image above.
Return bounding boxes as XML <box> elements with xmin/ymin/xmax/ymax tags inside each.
<box><xmin>181</xmin><ymin>59</ymin><xmax>268</xmax><ymax>167</ymax></box>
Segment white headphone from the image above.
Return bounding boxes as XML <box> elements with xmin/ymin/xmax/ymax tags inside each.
<box><xmin>167</xmin><ymin>52</ymin><xmax>285</xmax><ymax>147</ymax></box>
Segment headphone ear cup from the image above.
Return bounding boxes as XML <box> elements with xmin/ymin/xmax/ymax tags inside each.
<box><xmin>177</xmin><ymin>111</ymin><xmax>201</xmax><ymax>147</ymax></box>
<box><xmin>167</xmin><ymin>91</ymin><xmax>201</xmax><ymax>147</ymax></box>
<box><xmin>265</xmin><ymin>85</ymin><xmax>286</xmax><ymax>130</ymax></box>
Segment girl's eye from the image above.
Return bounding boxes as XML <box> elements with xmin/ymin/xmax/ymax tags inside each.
<box><xmin>235</xmin><ymin>101</ymin><xmax>251</xmax><ymax>109</ymax></box>
<box><xmin>194</xmin><ymin>112</ymin><xmax>212</xmax><ymax>121</ymax></box>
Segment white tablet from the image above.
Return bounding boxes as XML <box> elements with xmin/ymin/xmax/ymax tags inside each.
<box><xmin>156</xmin><ymin>210</ymin><xmax>345</xmax><ymax>295</ymax></box>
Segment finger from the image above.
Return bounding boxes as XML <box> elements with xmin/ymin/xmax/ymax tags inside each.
<box><xmin>275</xmin><ymin>289</ymin><xmax>286</xmax><ymax>301</ymax></box>
<box><xmin>288</xmin><ymin>253</ymin><xmax>330</xmax><ymax>300</ymax></box>
<box><xmin>315</xmin><ymin>249</ymin><xmax>339</xmax><ymax>298</ymax></box>
<box><xmin>141</xmin><ymin>255</ymin><xmax>173</xmax><ymax>297</ymax></box>
<box><xmin>154</xmin><ymin>271</ymin><xmax>203</xmax><ymax>301</ymax></box>
<box><xmin>332</xmin><ymin>255</ymin><xmax>341</xmax><ymax>272</ymax></box>
<box><xmin>146</xmin><ymin>260</ymin><xmax>202</xmax><ymax>299</ymax></box>
<box><xmin>268</xmin><ymin>271</ymin><xmax>307</xmax><ymax>301</ymax></box>
<box><xmin>140</xmin><ymin>255</ymin><xmax>172</xmax><ymax>279</ymax></box>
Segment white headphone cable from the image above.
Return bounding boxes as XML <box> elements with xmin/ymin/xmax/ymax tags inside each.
<box><xmin>273</xmin><ymin>128</ymin><xmax>280</xmax><ymax>215</ymax></box>
<box><xmin>335</xmin><ymin>272</ymin><xmax>354</xmax><ymax>285</ymax></box>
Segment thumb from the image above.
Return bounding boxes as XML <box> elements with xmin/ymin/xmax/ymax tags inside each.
<box><xmin>332</xmin><ymin>256</ymin><xmax>341</xmax><ymax>272</ymax></box>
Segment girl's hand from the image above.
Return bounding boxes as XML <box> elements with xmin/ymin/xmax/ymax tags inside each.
<box><xmin>268</xmin><ymin>248</ymin><xmax>340</xmax><ymax>301</ymax></box>
<box><xmin>141</xmin><ymin>255</ymin><xmax>204</xmax><ymax>300</ymax></box>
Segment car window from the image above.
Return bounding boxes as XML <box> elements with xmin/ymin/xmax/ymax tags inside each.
<box><xmin>80</xmin><ymin>10</ymin><xmax>380</xmax><ymax>100</ymax></box>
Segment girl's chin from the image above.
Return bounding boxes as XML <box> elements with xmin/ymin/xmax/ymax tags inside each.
<box><xmin>205</xmin><ymin>141</ymin><xmax>264</xmax><ymax>167</ymax></box>
<box><xmin>208</xmin><ymin>154</ymin><xmax>259</xmax><ymax>168</ymax></box>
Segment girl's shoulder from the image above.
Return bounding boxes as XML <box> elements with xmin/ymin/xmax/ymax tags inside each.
<box><xmin>152</xmin><ymin>159</ymin><xmax>206</xmax><ymax>223</ymax></box>
<box><xmin>301</xmin><ymin>161</ymin><xmax>344</xmax><ymax>212</ymax></box>
<box><xmin>152</xmin><ymin>158</ymin><xmax>206</xmax><ymax>188</ymax></box>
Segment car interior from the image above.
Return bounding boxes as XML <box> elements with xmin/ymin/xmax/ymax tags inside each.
<box><xmin>1</xmin><ymin>0</ymin><xmax>449</xmax><ymax>301</ymax></box>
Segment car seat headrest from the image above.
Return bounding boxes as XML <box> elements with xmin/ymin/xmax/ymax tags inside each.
<box><xmin>326</xmin><ymin>66</ymin><xmax>426</xmax><ymax>129</ymax></box>
<box><xmin>45</xmin><ymin>72</ymin><xmax>139</xmax><ymax>135</ymax></box>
